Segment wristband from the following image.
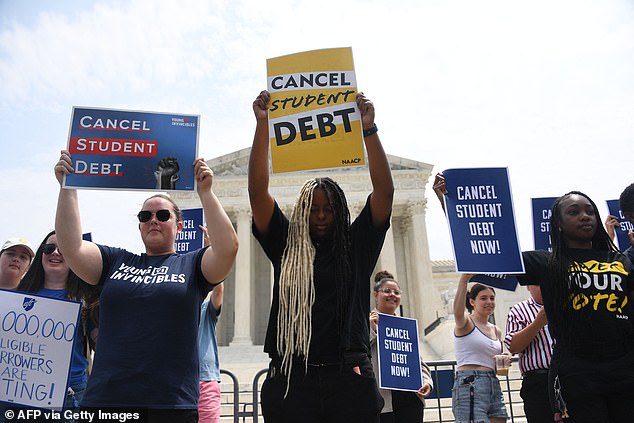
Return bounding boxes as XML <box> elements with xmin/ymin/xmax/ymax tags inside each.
<box><xmin>363</xmin><ymin>124</ymin><xmax>378</xmax><ymax>137</ymax></box>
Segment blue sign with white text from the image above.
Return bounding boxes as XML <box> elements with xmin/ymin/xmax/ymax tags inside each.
<box><xmin>531</xmin><ymin>197</ymin><xmax>557</xmax><ymax>251</ymax></box>
<box><xmin>64</xmin><ymin>107</ymin><xmax>199</xmax><ymax>191</ymax></box>
<box><xmin>443</xmin><ymin>168</ymin><xmax>524</xmax><ymax>274</ymax></box>
<box><xmin>470</xmin><ymin>274</ymin><xmax>518</xmax><ymax>291</ymax></box>
<box><xmin>606</xmin><ymin>200</ymin><xmax>633</xmax><ymax>252</ymax></box>
<box><xmin>175</xmin><ymin>208</ymin><xmax>204</xmax><ymax>253</ymax></box>
<box><xmin>377</xmin><ymin>314</ymin><xmax>422</xmax><ymax>392</ymax></box>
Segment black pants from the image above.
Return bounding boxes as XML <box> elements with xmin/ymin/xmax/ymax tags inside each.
<box><xmin>554</xmin><ymin>352</ymin><xmax>634</xmax><ymax>423</ymax></box>
<box><xmin>261</xmin><ymin>359</ymin><xmax>383</xmax><ymax>423</ymax></box>
<box><xmin>379</xmin><ymin>390</ymin><xmax>424</xmax><ymax>423</ymax></box>
<box><xmin>520</xmin><ymin>370</ymin><xmax>553</xmax><ymax>423</ymax></box>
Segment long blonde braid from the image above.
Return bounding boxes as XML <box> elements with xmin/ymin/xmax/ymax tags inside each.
<box><xmin>277</xmin><ymin>179</ymin><xmax>318</xmax><ymax>385</ymax></box>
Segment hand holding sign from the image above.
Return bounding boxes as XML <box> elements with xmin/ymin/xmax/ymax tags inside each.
<box><xmin>442</xmin><ymin>168</ymin><xmax>524</xmax><ymax>275</ymax></box>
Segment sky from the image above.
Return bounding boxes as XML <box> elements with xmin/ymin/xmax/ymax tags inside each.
<box><xmin>1</xmin><ymin>0</ymin><xmax>633</xmax><ymax>260</ymax></box>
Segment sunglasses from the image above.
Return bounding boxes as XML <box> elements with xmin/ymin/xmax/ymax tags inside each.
<box><xmin>42</xmin><ymin>243</ymin><xmax>61</xmax><ymax>255</ymax></box>
<box><xmin>137</xmin><ymin>209</ymin><xmax>171</xmax><ymax>223</ymax></box>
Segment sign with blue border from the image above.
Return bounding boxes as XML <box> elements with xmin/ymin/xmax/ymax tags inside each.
<box><xmin>64</xmin><ymin>107</ymin><xmax>199</xmax><ymax>191</ymax></box>
<box><xmin>175</xmin><ymin>208</ymin><xmax>204</xmax><ymax>253</ymax></box>
<box><xmin>606</xmin><ymin>200</ymin><xmax>633</xmax><ymax>252</ymax></box>
<box><xmin>443</xmin><ymin>168</ymin><xmax>524</xmax><ymax>274</ymax></box>
<box><xmin>0</xmin><ymin>290</ymin><xmax>81</xmax><ymax>409</ymax></box>
<box><xmin>531</xmin><ymin>197</ymin><xmax>557</xmax><ymax>251</ymax></box>
<box><xmin>377</xmin><ymin>313</ymin><xmax>422</xmax><ymax>392</ymax></box>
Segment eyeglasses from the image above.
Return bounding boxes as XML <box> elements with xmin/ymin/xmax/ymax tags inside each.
<box><xmin>378</xmin><ymin>288</ymin><xmax>402</xmax><ymax>296</ymax></box>
<box><xmin>137</xmin><ymin>209</ymin><xmax>171</xmax><ymax>223</ymax></box>
<box><xmin>42</xmin><ymin>243</ymin><xmax>61</xmax><ymax>255</ymax></box>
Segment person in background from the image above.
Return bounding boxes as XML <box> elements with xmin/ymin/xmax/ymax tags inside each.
<box><xmin>605</xmin><ymin>182</ymin><xmax>634</xmax><ymax>263</ymax></box>
<box><xmin>249</xmin><ymin>90</ymin><xmax>393</xmax><ymax>423</ymax></box>
<box><xmin>0</xmin><ymin>238</ymin><xmax>34</xmax><ymax>289</ymax></box>
<box><xmin>505</xmin><ymin>284</ymin><xmax>554</xmax><ymax>423</ymax></box>
<box><xmin>369</xmin><ymin>272</ymin><xmax>433</xmax><ymax>423</ymax></box>
<box><xmin>452</xmin><ymin>274</ymin><xmax>510</xmax><ymax>423</ymax></box>
<box><xmin>17</xmin><ymin>231</ymin><xmax>99</xmax><ymax>421</ymax></box>
<box><xmin>517</xmin><ymin>191</ymin><xmax>634</xmax><ymax>422</ymax></box>
<box><xmin>54</xmin><ymin>151</ymin><xmax>238</xmax><ymax>423</ymax></box>
<box><xmin>198</xmin><ymin>225</ymin><xmax>224</xmax><ymax>423</ymax></box>
<box><xmin>0</xmin><ymin>238</ymin><xmax>34</xmax><ymax>423</ymax></box>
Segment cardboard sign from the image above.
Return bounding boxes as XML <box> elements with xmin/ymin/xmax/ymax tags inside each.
<box><xmin>377</xmin><ymin>313</ymin><xmax>423</xmax><ymax>392</ymax></box>
<box><xmin>0</xmin><ymin>290</ymin><xmax>81</xmax><ymax>409</ymax></box>
<box><xmin>266</xmin><ymin>47</ymin><xmax>365</xmax><ymax>173</ymax></box>
<box><xmin>531</xmin><ymin>197</ymin><xmax>557</xmax><ymax>251</ymax></box>
<box><xmin>175</xmin><ymin>208</ymin><xmax>204</xmax><ymax>253</ymax></box>
<box><xmin>606</xmin><ymin>200</ymin><xmax>633</xmax><ymax>252</ymax></box>
<box><xmin>64</xmin><ymin>107</ymin><xmax>199</xmax><ymax>191</ymax></box>
<box><xmin>443</xmin><ymin>167</ymin><xmax>524</xmax><ymax>274</ymax></box>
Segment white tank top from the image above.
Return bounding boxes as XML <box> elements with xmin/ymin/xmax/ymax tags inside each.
<box><xmin>454</xmin><ymin>319</ymin><xmax>502</xmax><ymax>369</ymax></box>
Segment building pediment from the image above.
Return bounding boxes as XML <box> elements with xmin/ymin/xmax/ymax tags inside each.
<box><xmin>206</xmin><ymin>147</ymin><xmax>433</xmax><ymax>177</ymax></box>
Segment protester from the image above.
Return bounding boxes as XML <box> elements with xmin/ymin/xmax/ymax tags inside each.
<box><xmin>17</xmin><ymin>231</ymin><xmax>99</xmax><ymax>421</ymax></box>
<box><xmin>504</xmin><ymin>284</ymin><xmax>554</xmax><ymax>423</ymax></box>
<box><xmin>54</xmin><ymin>151</ymin><xmax>238</xmax><ymax>422</ymax></box>
<box><xmin>197</xmin><ymin>225</ymin><xmax>223</xmax><ymax>423</ymax></box>
<box><xmin>0</xmin><ymin>238</ymin><xmax>34</xmax><ymax>423</ymax></box>
<box><xmin>0</xmin><ymin>238</ymin><xmax>34</xmax><ymax>289</ymax></box>
<box><xmin>452</xmin><ymin>274</ymin><xmax>510</xmax><ymax>423</ymax></box>
<box><xmin>369</xmin><ymin>272</ymin><xmax>433</xmax><ymax>423</ymax></box>
<box><xmin>617</xmin><ymin>183</ymin><xmax>634</xmax><ymax>262</ymax></box>
<box><xmin>517</xmin><ymin>191</ymin><xmax>634</xmax><ymax>422</ymax></box>
<box><xmin>198</xmin><ymin>283</ymin><xmax>224</xmax><ymax>423</ymax></box>
<box><xmin>249</xmin><ymin>90</ymin><xmax>393</xmax><ymax>423</ymax></box>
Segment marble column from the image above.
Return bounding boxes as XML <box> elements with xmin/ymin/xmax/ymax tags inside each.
<box><xmin>401</xmin><ymin>200</ymin><xmax>437</xmax><ymax>331</ymax></box>
<box><xmin>230</xmin><ymin>208</ymin><xmax>253</xmax><ymax>346</ymax></box>
<box><xmin>379</xmin><ymin>225</ymin><xmax>398</xmax><ymax>280</ymax></box>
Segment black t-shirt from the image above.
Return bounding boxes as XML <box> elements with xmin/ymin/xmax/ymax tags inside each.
<box><xmin>519</xmin><ymin>249</ymin><xmax>634</xmax><ymax>359</ymax></box>
<box><xmin>253</xmin><ymin>195</ymin><xmax>389</xmax><ymax>364</ymax></box>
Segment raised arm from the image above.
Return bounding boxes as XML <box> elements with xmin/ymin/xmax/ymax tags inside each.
<box><xmin>432</xmin><ymin>172</ymin><xmax>447</xmax><ymax>213</ymax></box>
<box><xmin>506</xmin><ymin>306</ymin><xmax>548</xmax><ymax>354</ymax></box>
<box><xmin>248</xmin><ymin>91</ymin><xmax>276</xmax><ymax>236</ymax></box>
<box><xmin>357</xmin><ymin>93</ymin><xmax>394</xmax><ymax>228</ymax></box>
<box><xmin>54</xmin><ymin>150</ymin><xmax>103</xmax><ymax>285</ymax></box>
<box><xmin>210</xmin><ymin>282</ymin><xmax>224</xmax><ymax>312</ymax></box>
<box><xmin>453</xmin><ymin>273</ymin><xmax>473</xmax><ymax>333</ymax></box>
<box><xmin>195</xmin><ymin>158</ymin><xmax>239</xmax><ymax>284</ymax></box>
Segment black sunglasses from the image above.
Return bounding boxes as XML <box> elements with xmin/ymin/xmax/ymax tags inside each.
<box><xmin>42</xmin><ymin>243</ymin><xmax>60</xmax><ymax>255</ymax></box>
<box><xmin>137</xmin><ymin>209</ymin><xmax>171</xmax><ymax>223</ymax></box>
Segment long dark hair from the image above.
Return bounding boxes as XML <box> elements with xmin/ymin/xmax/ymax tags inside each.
<box><xmin>18</xmin><ymin>231</ymin><xmax>100</xmax><ymax>335</ymax></box>
<box><xmin>315</xmin><ymin>177</ymin><xmax>353</xmax><ymax>334</ymax></box>
<box><xmin>465</xmin><ymin>283</ymin><xmax>494</xmax><ymax>313</ymax></box>
<box><xmin>547</xmin><ymin>191</ymin><xmax>618</xmax><ymax>342</ymax></box>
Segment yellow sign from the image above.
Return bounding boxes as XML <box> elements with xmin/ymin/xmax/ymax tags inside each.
<box><xmin>266</xmin><ymin>47</ymin><xmax>365</xmax><ymax>173</ymax></box>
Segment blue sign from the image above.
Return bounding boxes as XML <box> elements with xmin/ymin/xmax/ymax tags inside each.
<box><xmin>64</xmin><ymin>107</ymin><xmax>199</xmax><ymax>191</ymax></box>
<box><xmin>377</xmin><ymin>313</ymin><xmax>423</xmax><ymax>392</ymax></box>
<box><xmin>531</xmin><ymin>197</ymin><xmax>557</xmax><ymax>251</ymax></box>
<box><xmin>443</xmin><ymin>168</ymin><xmax>524</xmax><ymax>274</ymax></box>
<box><xmin>175</xmin><ymin>208</ymin><xmax>204</xmax><ymax>253</ymax></box>
<box><xmin>470</xmin><ymin>274</ymin><xmax>518</xmax><ymax>291</ymax></box>
<box><xmin>606</xmin><ymin>200</ymin><xmax>633</xmax><ymax>252</ymax></box>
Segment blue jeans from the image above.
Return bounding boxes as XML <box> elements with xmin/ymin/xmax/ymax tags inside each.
<box><xmin>452</xmin><ymin>370</ymin><xmax>508</xmax><ymax>423</ymax></box>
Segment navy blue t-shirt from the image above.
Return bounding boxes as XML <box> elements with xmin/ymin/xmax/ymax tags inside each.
<box><xmin>81</xmin><ymin>246</ymin><xmax>210</xmax><ymax>409</ymax></box>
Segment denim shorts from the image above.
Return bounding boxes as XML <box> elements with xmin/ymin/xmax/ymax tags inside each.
<box><xmin>451</xmin><ymin>370</ymin><xmax>508</xmax><ymax>423</ymax></box>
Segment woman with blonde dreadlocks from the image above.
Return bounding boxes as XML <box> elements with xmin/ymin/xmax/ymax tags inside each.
<box><xmin>249</xmin><ymin>90</ymin><xmax>394</xmax><ymax>423</ymax></box>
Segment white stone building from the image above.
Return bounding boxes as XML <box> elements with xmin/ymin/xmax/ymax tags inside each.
<box><xmin>171</xmin><ymin>148</ymin><xmax>531</xmax><ymax>362</ymax></box>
